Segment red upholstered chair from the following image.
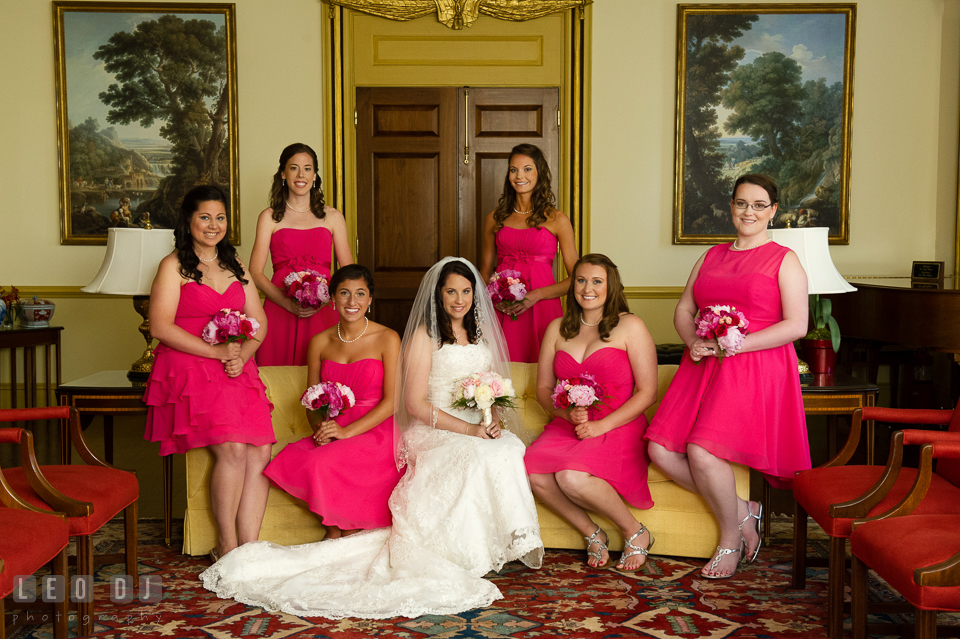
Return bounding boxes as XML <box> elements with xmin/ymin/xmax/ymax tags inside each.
<box><xmin>850</xmin><ymin>431</ymin><xmax>960</xmax><ymax>639</ymax></box>
<box><xmin>792</xmin><ymin>406</ymin><xmax>960</xmax><ymax>639</ymax></box>
<box><xmin>0</xmin><ymin>407</ymin><xmax>139</xmax><ymax>636</ymax></box>
<box><xmin>1</xmin><ymin>429</ymin><xmax>70</xmax><ymax>639</ymax></box>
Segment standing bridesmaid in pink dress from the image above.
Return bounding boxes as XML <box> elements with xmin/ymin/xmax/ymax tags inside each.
<box><xmin>264</xmin><ymin>264</ymin><xmax>403</xmax><ymax>539</ymax></box>
<box><xmin>646</xmin><ymin>174</ymin><xmax>810</xmax><ymax>580</ymax></box>
<box><xmin>480</xmin><ymin>144</ymin><xmax>578</xmax><ymax>363</ymax></box>
<box><xmin>145</xmin><ymin>185</ymin><xmax>275</xmax><ymax>562</ymax></box>
<box><xmin>526</xmin><ymin>254</ymin><xmax>659</xmax><ymax>572</ymax></box>
<box><xmin>251</xmin><ymin>143</ymin><xmax>354</xmax><ymax>366</ymax></box>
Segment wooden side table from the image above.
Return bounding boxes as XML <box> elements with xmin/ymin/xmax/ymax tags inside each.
<box><xmin>0</xmin><ymin>325</ymin><xmax>63</xmax><ymax>409</ymax></box>
<box><xmin>56</xmin><ymin>370</ymin><xmax>175</xmax><ymax>546</ymax></box>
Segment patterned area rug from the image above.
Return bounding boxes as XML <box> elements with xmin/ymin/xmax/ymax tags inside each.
<box><xmin>6</xmin><ymin>517</ymin><xmax>959</xmax><ymax>638</ymax></box>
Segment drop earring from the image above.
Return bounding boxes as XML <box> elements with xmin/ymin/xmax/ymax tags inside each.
<box><xmin>282</xmin><ymin>178</ymin><xmax>286</xmax><ymax>187</ymax></box>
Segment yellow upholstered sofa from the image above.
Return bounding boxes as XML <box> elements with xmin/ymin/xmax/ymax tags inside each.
<box><xmin>183</xmin><ymin>363</ymin><xmax>749</xmax><ymax>559</ymax></box>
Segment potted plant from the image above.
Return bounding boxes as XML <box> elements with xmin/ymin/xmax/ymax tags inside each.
<box><xmin>802</xmin><ymin>294</ymin><xmax>840</xmax><ymax>375</ymax></box>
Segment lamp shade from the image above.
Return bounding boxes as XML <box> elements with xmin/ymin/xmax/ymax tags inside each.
<box><xmin>82</xmin><ymin>228</ymin><xmax>175</xmax><ymax>296</ymax></box>
<box><xmin>768</xmin><ymin>227</ymin><xmax>856</xmax><ymax>294</ymax></box>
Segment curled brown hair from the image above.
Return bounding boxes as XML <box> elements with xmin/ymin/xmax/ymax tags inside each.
<box><xmin>559</xmin><ymin>254</ymin><xmax>630</xmax><ymax>342</ymax></box>
<box><xmin>433</xmin><ymin>260</ymin><xmax>479</xmax><ymax>347</ymax></box>
<box><xmin>493</xmin><ymin>144</ymin><xmax>556</xmax><ymax>231</ymax></box>
<box><xmin>269</xmin><ymin>143</ymin><xmax>326</xmax><ymax>222</ymax></box>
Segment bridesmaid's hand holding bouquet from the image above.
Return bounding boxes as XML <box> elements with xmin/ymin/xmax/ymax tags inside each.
<box><xmin>487</xmin><ymin>270</ymin><xmax>529</xmax><ymax>320</ymax></box>
<box><xmin>302</xmin><ymin>381</ymin><xmax>356</xmax><ymax>445</ymax></box>
<box><xmin>693</xmin><ymin>305</ymin><xmax>749</xmax><ymax>363</ymax></box>
<box><xmin>284</xmin><ymin>269</ymin><xmax>330</xmax><ymax>311</ymax></box>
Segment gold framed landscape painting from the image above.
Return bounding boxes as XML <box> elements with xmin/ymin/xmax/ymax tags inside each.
<box><xmin>54</xmin><ymin>2</ymin><xmax>239</xmax><ymax>245</ymax></box>
<box><xmin>674</xmin><ymin>4</ymin><xmax>856</xmax><ymax>245</ymax></box>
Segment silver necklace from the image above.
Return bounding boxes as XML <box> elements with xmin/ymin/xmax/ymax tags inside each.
<box><xmin>453</xmin><ymin>327</ymin><xmax>463</xmax><ymax>343</ymax></box>
<box><xmin>580</xmin><ymin>314</ymin><xmax>600</xmax><ymax>327</ymax></box>
<box><xmin>514</xmin><ymin>208</ymin><xmax>532</xmax><ymax>215</ymax></box>
<box><xmin>337</xmin><ymin>317</ymin><xmax>369</xmax><ymax>343</ymax></box>
<box><xmin>286</xmin><ymin>201</ymin><xmax>312</xmax><ymax>213</ymax></box>
<box><xmin>198</xmin><ymin>248</ymin><xmax>218</xmax><ymax>263</ymax></box>
<box><xmin>731</xmin><ymin>238</ymin><xmax>773</xmax><ymax>251</ymax></box>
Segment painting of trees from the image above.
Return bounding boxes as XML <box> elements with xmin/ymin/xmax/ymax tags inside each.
<box><xmin>674</xmin><ymin>6</ymin><xmax>855</xmax><ymax>244</ymax></box>
<box><xmin>54</xmin><ymin>4</ymin><xmax>238</xmax><ymax>245</ymax></box>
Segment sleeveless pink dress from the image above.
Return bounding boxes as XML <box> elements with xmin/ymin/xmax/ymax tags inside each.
<box><xmin>257</xmin><ymin>227</ymin><xmax>339</xmax><ymax>366</ymax></box>
<box><xmin>494</xmin><ymin>226</ymin><xmax>562</xmax><ymax>363</ymax></box>
<box><xmin>263</xmin><ymin>359</ymin><xmax>404</xmax><ymax>530</ymax></box>
<box><xmin>144</xmin><ymin>281</ymin><xmax>275</xmax><ymax>456</ymax></box>
<box><xmin>645</xmin><ymin>242</ymin><xmax>810</xmax><ymax>489</ymax></box>
<box><xmin>525</xmin><ymin>348</ymin><xmax>653</xmax><ymax>509</ymax></box>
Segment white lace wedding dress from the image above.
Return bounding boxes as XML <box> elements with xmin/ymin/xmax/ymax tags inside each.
<box><xmin>200</xmin><ymin>343</ymin><xmax>543</xmax><ymax>619</ymax></box>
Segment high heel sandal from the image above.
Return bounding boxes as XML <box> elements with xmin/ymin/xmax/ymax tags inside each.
<box><xmin>209</xmin><ymin>547</ymin><xmax>221</xmax><ymax>564</ymax></box>
<box><xmin>738</xmin><ymin>501</ymin><xmax>763</xmax><ymax>564</ymax></box>
<box><xmin>583</xmin><ymin>525</ymin><xmax>611</xmax><ymax>569</ymax></box>
<box><xmin>616</xmin><ymin>524</ymin><xmax>655</xmax><ymax>573</ymax></box>
<box><xmin>701</xmin><ymin>544</ymin><xmax>742</xmax><ymax>580</ymax></box>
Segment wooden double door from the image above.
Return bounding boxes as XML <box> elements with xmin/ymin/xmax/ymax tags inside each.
<box><xmin>356</xmin><ymin>86</ymin><xmax>560</xmax><ymax>333</ymax></box>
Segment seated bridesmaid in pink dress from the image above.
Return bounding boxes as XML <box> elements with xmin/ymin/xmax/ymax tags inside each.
<box><xmin>264</xmin><ymin>264</ymin><xmax>404</xmax><ymax>539</ymax></box>
<box><xmin>250</xmin><ymin>143</ymin><xmax>354</xmax><ymax>366</ymax></box>
<box><xmin>144</xmin><ymin>185</ymin><xmax>276</xmax><ymax>563</ymax></box>
<box><xmin>646</xmin><ymin>174</ymin><xmax>810</xmax><ymax>580</ymax></box>
<box><xmin>525</xmin><ymin>254</ymin><xmax>659</xmax><ymax>572</ymax></box>
<box><xmin>480</xmin><ymin>144</ymin><xmax>578</xmax><ymax>363</ymax></box>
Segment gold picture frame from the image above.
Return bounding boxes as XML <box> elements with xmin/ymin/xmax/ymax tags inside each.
<box><xmin>54</xmin><ymin>1</ymin><xmax>240</xmax><ymax>245</ymax></box>
<box><xmin>673</xmin><ymin>3</ymin><xmax>856</xmax><ymax>245</ymax></box>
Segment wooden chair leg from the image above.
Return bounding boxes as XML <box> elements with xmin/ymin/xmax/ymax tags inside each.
<box><xmin>125</xmin><ymin>502</ymin><xmax>138</xmax><ymax>581</ymax></box>
<box><xmin>916</xmin><ymin>609</ymin><xmax>937</xmax><ymax>639</ymax></box>
<box><xmin>827</xmin><ymin>535</ymin><xmax>847</xmax><ymax>639</ymax></box>
<box><xmin>851</xmin><ymin>554</ymin><xmax>867</xmax><ymax>639</ymax></box>
<box><xmin>77</xmin><ymin>536</ymin><xmax>94</xmax><ymax>636</ymax></box>
<box><xmin>53</xmin><ymin>548</ymin><xmax>68</xmax><ymax>639</ymax></box>
<box><xmin>792</xmin><ymin>501</ymin><xmax>808</xmax><ymax>589</ymax></box>
<box><xmin>1</xmin><ymin>594</ymin><xmax>6</xmax><ymax>639</ymax></box>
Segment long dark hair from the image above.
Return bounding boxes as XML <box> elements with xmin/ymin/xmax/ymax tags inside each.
<box><xmin>330</xmin><ymin>264</ymin><xmax>375</xmax><ymax>296</ymax></box>
<box><xmin>493</xmin><ymin>143</ymin><xmax>556</xmax><ymax>231</ymax></box>
<box><xmin>174</xmin><ymin>185</ymin><xmax>247</xmax><ymax>286</ymax></box>
<box><xmin>269</xmin><ymin>143</ymin><xmax>326</xmax><ymax>222</ymax></box>
<box><xmin>433</xmin><ymin>260</ymin><xmax>479</xmax><ymax>346</ymax></box>
<box><xmin>560</xmin><ymin>253</ymin><xmax>629</xmax><ymax>342</ymax></box>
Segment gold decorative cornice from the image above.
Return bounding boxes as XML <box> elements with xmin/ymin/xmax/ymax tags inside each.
<box><xmin>327</xmin><ymin>0</ymin><xmax>592</xmax><ymax>29</ymax></box>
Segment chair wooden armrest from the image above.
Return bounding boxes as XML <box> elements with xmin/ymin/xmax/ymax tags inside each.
<box><xmin>916</xmin><ymin>550</ymin><xmax>960</xmax><ymax>587</ymax></box>
<box><xmin>821</xmin><ymin>407</ymin><xmax>866</xmax><ymax>468</ymax></box>
<box><xmin>830</xmin><ymin>429</ymin><xmax>906</xmax><ymax>518</ymax></box>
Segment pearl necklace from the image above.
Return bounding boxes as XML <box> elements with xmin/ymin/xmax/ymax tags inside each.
<box><xmin>337</xmin><ymin>317</ymin><xmax>369</xmax><ymax>343</ymax></box>
<box><xmin>197</xmin><ymin>248</ymin><xmax>218</xmax><ymax>263</ymax></box>
<box><xmin>514</xmin><ymin>208</ymin><xmax>532</xmax><ymax>215</ymax></box>
<box><xmin>580</xmin><ymin>314</ymin><xmax>600</xmax><ymax>327</ymax></box>
<box><xmin>286</xmin><ymin>201</ymin><xmax>312</xmax><ymax>213</ymax></box>
<box><xmin>731</xmin><ymin>238</ymin><xmax>772</xmax><ymax>251</ymax></box>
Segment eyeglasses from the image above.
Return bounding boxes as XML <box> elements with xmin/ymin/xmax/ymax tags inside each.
<box><xmin>733</xmin><ymin>200</ymin><xmax>774</xmax><ymax>212</ymax></box>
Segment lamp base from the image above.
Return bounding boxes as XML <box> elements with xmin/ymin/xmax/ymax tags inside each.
<box><xmin>129</xmin><ymin>295</ymin><xmax>155</xmax><ymax>381</ymax></box>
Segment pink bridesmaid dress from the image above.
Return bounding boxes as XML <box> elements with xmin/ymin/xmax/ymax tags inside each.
<box><xmin>144</xmin><ymin>281</ymin><xmax>275</xmax><ymax>455</ymax></box>
<box><xmin>263</xmin><ymin>358</ymin><xmax>404</xmax><ymax>530</ymax></box>
<box><xmin>524</xmin><ymin>347</ymin><xmax>653</xmax><ymax>509</ymax></box>
<box><xmin>494</xmin><ymin>226</ymin><xmax>562</xmax><ymax>363</ymax></box>
<box><xmin>645</xmin><ymin>242</ymin><xmax>810</xmax><ymax>489</ymax></box>
<box><xmin>257</xmin><ymin>227</ymin><xmax>339</xmax><ymax>366</ymax></box>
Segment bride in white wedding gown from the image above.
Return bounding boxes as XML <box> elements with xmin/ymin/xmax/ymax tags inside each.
<box><xmin>201</xmin><ymin>257</ymin><xmax>543</xmax><ymax>619</ymax></box>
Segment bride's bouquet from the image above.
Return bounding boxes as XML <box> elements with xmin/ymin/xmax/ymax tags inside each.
<box><xmin>487</xmin><ymin>270</ymin><xmax>529</xmax><ymax>320</ymax></box>
<box><xmin>201</xmin><ymin>309</ymin><xmax>261</xmax><ymax>345</ymax></box>
<box><xmin>283</xmin><ymin>269</ymin><xmax>330</xmax><ymax>309</ymax></box>
<box><xmin>450</xmin><ymin>371</ymin><xmax>518</xmax><ymax>431</ymax></box>
<box><xmin>695</xmin><ymin>304</ymin><xmax>749</xmax><ymax>361</ymax></box>
<box><xmin>301</xmin><ymin>381</ymin><xmax>356</xmax><ymax>423</ymax></box>
<box><xmin>551</xmin><ymin>372</ymin><xmax>606</xmax><ymax>412</ymax></box>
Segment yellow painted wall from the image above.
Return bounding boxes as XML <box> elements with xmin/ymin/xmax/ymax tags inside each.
<box><xmin>0</xmin><ymin>0</ymin><xmax>957</xmax><ymax>374</ymax></box>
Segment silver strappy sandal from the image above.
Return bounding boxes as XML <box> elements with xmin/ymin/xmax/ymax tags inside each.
<box><xmin>583</xmin><ymin>525</ymin><xmax>611</xmax><ymax>569</ymax></box>
<box><xmin>616</xmin><ymin>524</ymin><xmax>655</xmax><ymax>572</ymax></box>
<box><xmin>701</xmin><ymin>545</ymin><xmax>742</xmax><ymax>580</ymax></box>
<box><xmin>739</xmin><ymin>501</ymin><xmax>763</xmax><ymax>564</ymax></box>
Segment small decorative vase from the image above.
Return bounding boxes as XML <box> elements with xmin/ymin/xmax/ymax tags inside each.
<box><xmin>802</xmin><ymin>339</ymin><xmax>838</xmax><ymax>375</ymax></box>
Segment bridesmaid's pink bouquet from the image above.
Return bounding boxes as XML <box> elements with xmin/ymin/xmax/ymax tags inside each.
<box><xmin>301</xmin><ymin>381</ymin><xmax>356</xmax><ymax>421</ymax></box>
<box><xmin>450</xmin><ymin>372</ymin><xmax>518</xmax><ymax>411</ymax></box>
<box><xmin>552</xmin><ymin>373</ymin><xmax>605</xmax><ymax>411</ymax></box>
<box><xmin>695</xmin><ymin>304</ymin><xmax>749</xmax><ymax>360</ymax></box>
<box><xmin>201</xmin><ymin>309</ymin><xmax>261</xmax><ymax>345</ymax></box>
<box><xmin>283</xmin><ymin>269</ymin><xmax>330</xmax><ymax>309</ymax></box>
<box><xmin>487</xmin><ymin>269</ymin><xmax>529</xmax><ymax>320</ymax></box>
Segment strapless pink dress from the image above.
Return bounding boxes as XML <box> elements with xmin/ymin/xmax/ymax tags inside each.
<box><xmin>257</xmin><ymin>227</ymin><xmax>339</xmax><ymax>366</ymax></box>
<box><xmin>144</xmin><ymin>281</ymin><xmax>275</xmax><ymax>456</ymax></box>
<box><xmin>525</xmin><ymin>347</ymin><xmax>652</xmax><ymax>509</ymax></box>
<box><xmin>263</xmin><ymin>359</ymin><xmax>404</xmax><ymax>530</ymax></box>
<box><xmin>494</xmin><ymin>226</ymin><xmax>562</xmax><ymax>363</ymax></box>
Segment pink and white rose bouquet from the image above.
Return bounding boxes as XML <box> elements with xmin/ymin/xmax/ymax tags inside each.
<box><xmin>201</xmin><ymin>309</ymin><xmax>261</xmax><ymax>345</ymax></box>
<box><xmin>551</xmin><ymin>373</ymin><xmax>606</xmax><ymax>412</ymax></box>
<box><xmin>301</xmin><ymin>381</ymin><xmax>356</xmax><ymax>421</ymax></box>
<box><xmin>487</xmin><ymin>270</ymin><xmax>529</xmax><ymax>320</ymax></box>
<box><xmin>450</xmin><ymin>371</ymin><xmax>518</xmax><ymax>412</ymax></box>
<box><xmin>283</xmin><ymin>269</ymin><xmax>330</xmax><ymax>309</ymax></box>
<box><xmin>695</xmin><ymin>304</ymin><xmax>749</xmax><ymax>360</ymax></box>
